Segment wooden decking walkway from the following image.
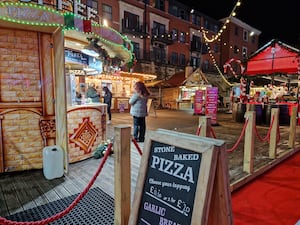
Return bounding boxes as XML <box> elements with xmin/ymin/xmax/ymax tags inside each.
<box><xmin>0</xmin><ymin>143</ymin><xmax>143</xmax><ymax>218</ymax></box>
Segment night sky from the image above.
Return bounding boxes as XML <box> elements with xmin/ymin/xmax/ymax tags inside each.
<box><xmin>179</xmin><ymin>0</ymin><xmax>299</xmax><ymax>48</ymax></box>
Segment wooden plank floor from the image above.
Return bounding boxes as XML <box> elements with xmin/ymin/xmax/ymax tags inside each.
<box><xmin>0</xmin><ymin>110</ymin><xmax>299</xmax><ymax>220</ymax></box>
<box><xmin>0</xmin><ymin>140</ymin><xmax>143</xmax><ymax>218</ymax></box>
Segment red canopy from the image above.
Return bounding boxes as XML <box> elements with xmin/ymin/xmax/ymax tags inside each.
<box><xmin>244</xmin><ymin>39</ymin><xmax>300</xmax><ymax>76</ymax></box>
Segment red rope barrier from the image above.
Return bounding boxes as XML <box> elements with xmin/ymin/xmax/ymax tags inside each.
<box><xmin>227</xmin><ymin>118</ymin><xmax>249</xmax><ymax>153</ymax></box>
<box><xmin>0</xmin><ymin>143</ymin><xmax>113</xmax><ymax>225</ymax></box>
<box><xmin>196</xmin><ymin>126</ymin><xmax>201</xmax><ymax>136</ymax></box>
<box><xmin>210</xmin><ymin>127</ymin><xmax>216</xmax><ymax>138</ymax></box>
<box><xmin>132</xmin><ymin>138</ymin><xmax>143</xmax><ymax>155</ymax></box>
<box><xmin>254</xmin><ymin>115</ymin><xmax>275</xmax><ymax>142</ymax></box>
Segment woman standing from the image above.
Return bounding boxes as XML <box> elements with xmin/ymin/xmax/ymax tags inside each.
<box><xmin>129</xmin><ymin>81</ymin><xmax>150</xmax><ymax>142</ymax></box>
<box><xmin>103</xmin><ymin>86</ymin><xmax>112</xmax><ymax>124</ymax></box>
<box><xmin>86</xmin><ymin>83</ymin><xmax>100</xmax><ymax>102</ymax></box>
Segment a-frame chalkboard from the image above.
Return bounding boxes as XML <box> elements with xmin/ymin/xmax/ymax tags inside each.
<box><xmin>128</xmin><ymin>129</ymin><xmax>232</xmax><ymax>225</ymax></box>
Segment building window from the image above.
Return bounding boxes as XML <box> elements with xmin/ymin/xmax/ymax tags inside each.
<box><xmin>169</xmin><ymin>5</ymin><xmax>178</xmax><ymax>16</ymax></box>
<box><xmin>213</xmin><ymin>43</ymin><xmax>219</xmax><ymax>53</ymax></box>
<box><xmin>191</xmin><ymin>35</ymin><xmax>202</xmax><ymax>52</ymax></box>
<box><xmin>179</xmin><ymin>54</ymin><xmax>186</xmax><ymax>66</ymax></box>
<box><xmin>171</xmin><ymin>52</ymin><xmax>178</xmax><ymax>65</ymax></box>
<box><xmin>179</xmin><ymin>31</ymin><xmax>186</xmax><ymax>43</ymax></box>
<box><xmin>87</xmin><ymin>0</ymin><xmax>98</xmax><ymax>11</ymax></box>
<box><xmin>233</xmin><ymin>45</ymin><xmax>239</xmax><ymax>54</ymax></box>
<box><xmin>153</xmin><ymin>47</ymin><xmax>166</xmax><ymax>63</ymax></box>
<box><xmin>132</xmin><ymin>42</ymin><xmax>140</xmax><ymax>59</ymax></box>
<box><xmin>202</xmin><ymin>60</ymin><xmax>209</xmax><ymax>70</ymax></box>
<box><xmin>212</xmin><ymin>24</ymin><xmax>219</xmax><ymax>33</ymax></box>
<box><xmin>242</xmin><ymin>47</ymin><xmax>248</xmax><ymax>58</ymax></box>
<box><xmin>191</xmin><ymin>14</ymin><xmax>201</xmax><ymax>26</ymax></box>
<box><xmin>179</xmin><ymin>9</ymin><xmax>187</xmax><ymax>20</ymax></box>
<box><xmin>153</xmin><ymin>21</ymin><xmax>166</xmax><ymax>36</ymax></box>
<box><xmin>243</xmin><ymin>30</ymin><xmax>249</xmax><ymax>41</ymax></box>
<box><xmin>203</xmin><ymin>18</ymin><xmax>219</xmax><ymax>32</ymax></box>
<box><xmin>154</xmin><ymin>0</ymin><xmax>165</xmax><ymax>11</ymax></box>
<box><xmin>191</xmin><ymin>56</ymin><xmax>200</xmax><ymax>68</ymax></box>
<box><xmin>171</xmin><ymin>29</ymin><xmax>178</xmax><ymax>41</ymax></box>
<box><xmin>124</xmin><ymin>11</ymin><xmax>139</xmax><ymax>30</ymax></box>
<box><xmin>204</xmin><ymin>19</ymin><xmax>209</xmax><ymax>29</ymax></box>
<box><xmin>102</xmin><ymin>4</ymin><xmax>112</xmax><ymax>21</ymax></box>
<box><xmin>201</xmin><ymin>43</ymin><xmax>208</xmax><ymax>54</ymax></box>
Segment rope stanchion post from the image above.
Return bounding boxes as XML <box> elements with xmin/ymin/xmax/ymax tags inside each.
<box><xmin>288</xmin><ymin>105</ymin><xmax>297</xmax><ymax>148</ymax></box>
<box><xmin>198</xmin><ymin>116</ymin><xmax>211</xmax><ymax>137</ymax></box>
<box><xmin>243</xmin><ymin>111</ymin><xmax>255</xmax><ymax>174</ymax></box>
<box><xmin>113</xmin><ymin>125</ymin><xmax>131</xmax><ymax>225</ymax></box>
<box><xmin>269</xmin><ymin>108</ymin><xmax>279</xmax><ymax>159</ymax></box>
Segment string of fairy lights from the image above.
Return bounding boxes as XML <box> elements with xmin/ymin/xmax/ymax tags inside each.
<box><xmin>0</xmin><ymin>0</ymin><xmax>243</xmax><ymax>83</ymax></box>
<box><xmin>126</xmin><ymin>0</ymin><xmax>243</xmax><ymax>86</ymax></box>
<box><xmin>0</xmin><ymin>2</ymin><xmax>135</xmax><ymax>67</ymax></box>
<box><xmin>200</xmin><ymin>0</ymin><xmax>242</xmax><ymax>86</ymax></box>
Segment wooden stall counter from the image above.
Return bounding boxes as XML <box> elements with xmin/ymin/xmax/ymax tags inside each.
<box><xmin>67</xmin><ymin>103</ymin><xmax>107</xmax><ymax>163</ymax></box>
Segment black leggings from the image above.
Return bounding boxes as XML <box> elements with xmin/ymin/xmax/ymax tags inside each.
<box><xmin>133</xmin><ymin>116</ymin><xmax>146</xmax><ymax>142</ymax></box>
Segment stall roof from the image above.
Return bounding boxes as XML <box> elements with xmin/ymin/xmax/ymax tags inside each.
<box><xmin>145</xmin><ymin>71</ymin><xmax>186</xmax><ymax>88</ymax></box>
<box><xmin>244</xmin><ymin>39</ymin><xmax>300</xmax><ymax>76</ymax></box>
<box><xmin>182</xmin><ymin>68</ymin><xmax>209</xmax><ymax>87</ymax></box>
<box><xmin>145</xmin><ymin>69</ymin><xmax>211</xmax><ymax>88</ymax></box>
<box><xmin>119</xmin><ymin>71</ymin><xmax>157</xmax><ymax>80</ymax></box>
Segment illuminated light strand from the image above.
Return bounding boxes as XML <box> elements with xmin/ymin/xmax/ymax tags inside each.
<box><xmin>0</xmin><ymin>2</ymin><xmax>64</xmax><ymax>27</ymax></box>
<box><xmin>205</xmin><ymin>41</ymin><xmax>234</xmax><ymax>86</ymax></box>
<box><xmin>200</xmin><ymin>0</ymin><xmax>242</xmax><ymax>86</ymax></box>
<box><xmin>92</xmin><ymin>23</ymin><xmax>134</xmax><ymax>53</ymax></box>
<box><xmin>0</xmin><ymin>1</ymin><xmax>133</xmax><ymax>64</ymax></box>
<box><xmin>0</xmin><ymin>2</ymin><xmax>63</xmax><ymax>15</ymax></box>
<box><xmin>0</xmin><ymin>15</ymin><xmax>63</xmax><ymax>27</ymax></box>
<box><xmin>201</xmin><ymin>0</ymin><xmax>242</xmax><ymax>43</ymax></box>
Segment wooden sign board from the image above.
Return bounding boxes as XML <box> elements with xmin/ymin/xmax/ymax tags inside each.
<box><xmin>147</xmin><ymin>98</ymin><xmax>157</xmax><ymax>117</ymax></box>
<box><xmin>128</xmin><ymin>129</ymin><xmax>232</xmax><ymax>225</ymax></box>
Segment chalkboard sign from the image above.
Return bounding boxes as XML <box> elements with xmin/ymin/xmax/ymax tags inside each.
<box><xmin>138</xmin><ymin>140</ymin><xmax>201</xmax><ymax>224</ymax></box>
<box><xmin>129</xmin><ymin>129</ymin><xmax>228</xmax><ymax>225</ymax></box>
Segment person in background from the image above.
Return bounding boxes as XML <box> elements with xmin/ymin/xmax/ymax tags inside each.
<box><xmin>103</xmin><ymin>86</ymin><xmax>112</xmax><ymax>124</ymax></box>
<box><xmin>129</xmin><ymin>81</ymin><xmax>150</xmax><ymax>143</ymax></box>
<box><xmin>86</xmin><ymin>83</ymin><xmax>100</xmax><ymax>102</ymax></box>
<box><xmin>75</xmin><ymin>91</ymin><xmax>82</xmax><ymax>105</ymax></box>
<box><xmin>218</xmin><ymin>94</ymin><xmax>224</xmax><ymax>107</ymax></box>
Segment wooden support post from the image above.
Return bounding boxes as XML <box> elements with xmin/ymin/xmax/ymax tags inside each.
<box><xmin>114</xmin><ymin>125</ymin><xmax>131</xmax><ymax>225</ymax></box>
<box><xmin>232</xmin><ymin>103</ymin><xmax>237</xmax><ymax>121</ymax></box>
<box><xmin>269</xmin><ymin>108</ymin><xmax>279</xmax><ymax>159</ymax></box>
<box><xmin>288</xmin><ymin>105</ymin><xmax>297</xmax><ymax>149</ymax></box>
<box><xmin>199</xmin><ymin>116</ymin><xmax>211</xmax><ymax>137</ymax></box>
<box><xmin>53</xmin><ymin>28</ymin><xmax>69</xmax><ymax>173</ymax></box>
<box><xmin>243</xmin><ymin>111</ymin><xmax>255</xmax><ymax>174</ymax></box>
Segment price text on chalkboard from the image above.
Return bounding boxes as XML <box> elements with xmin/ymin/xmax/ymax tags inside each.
<box><xmin>137</xmin><ymin>141</ymin><xmax>202</xmax><ymax>225</ymax></box>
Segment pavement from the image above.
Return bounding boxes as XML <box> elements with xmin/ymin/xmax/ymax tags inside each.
<box><xmin>107</xmin><ymin>108</ymin><xmax>300</xmax><ymax>184</ymax></box>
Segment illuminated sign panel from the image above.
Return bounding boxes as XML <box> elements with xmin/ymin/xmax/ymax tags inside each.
<box><xmin>18</xmin><ymin>0</ymin><xmax>98</xmax><ymax>20</ymax></box>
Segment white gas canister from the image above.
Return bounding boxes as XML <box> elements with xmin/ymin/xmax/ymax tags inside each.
<box><xmin>43</xmin><ymin>145</ymin><xmax>64</xmax><ymax>180</ymax></box>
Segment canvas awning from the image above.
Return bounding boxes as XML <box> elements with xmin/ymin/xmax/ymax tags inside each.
<box><xmin>244</xmin><ymin>39</ymin><xmax>300</xmax><ymax>76</ymax></box>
